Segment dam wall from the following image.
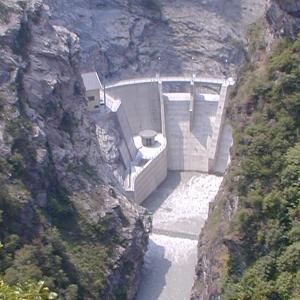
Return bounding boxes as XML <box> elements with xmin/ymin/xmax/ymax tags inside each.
<box><xmin>88</xmin><ymin>75</ymin><xmax>234</xmax><ymax>204</ymax></box>
<box><xmin>115</xmin><ymin>103</ymin><xmax>137</xmax><ymax>160</ymax></box>
<box><xmin>164</xmin><ymin>92</ymin><xmax>220</xmax><ymax>172</ymax></box>
<box><xmin>132</xmin><ymin>147</ymin><xmax>167</xmax><ymax>204</ymax></box>
<box><xmin>207</xmin><ymin>80</ymin><xmax>234</xmax><ymax>171</ymax></box>
<box><xmin>107</xmin><ymin>81</ymin><xmax>162</xmax><ymax>135</ymax></box>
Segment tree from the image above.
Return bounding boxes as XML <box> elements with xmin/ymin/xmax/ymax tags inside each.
<box><xmin>0</xmin><ymin>279</ymin><xmax>57</xmax><ymax>299</ymax></box>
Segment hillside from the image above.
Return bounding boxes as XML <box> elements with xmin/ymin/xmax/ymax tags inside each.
<box><xmin>191</xmin><ymin>1</ymin><xmax>300</xmax><ymax>299</ymax></box>
<box><xmin>0</xmin><ymin>1</ymin><xmax>150</xmax><ymax>299</ymax></box>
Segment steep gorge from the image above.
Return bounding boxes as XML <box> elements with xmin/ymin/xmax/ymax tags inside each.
<box><xmin>1</xmin><ymin>0</ymin><xmax>295</xmax><ymax>299</ymax></box>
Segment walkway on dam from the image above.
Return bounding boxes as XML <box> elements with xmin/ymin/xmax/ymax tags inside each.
<box><xmin>136</xmin><ymin>172</ymin><xmax>223</xmax><ymax>300</ymax></box>
<box><xmin>106</xmin><ymin>75</ymin><xmax>226</xmax><ymax>89</ymax></box>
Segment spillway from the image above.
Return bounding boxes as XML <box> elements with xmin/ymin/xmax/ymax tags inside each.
<box><xmin>136</xmin><ymin>172</ymin><xmax>223</xmax><ymax>300</ymax></box>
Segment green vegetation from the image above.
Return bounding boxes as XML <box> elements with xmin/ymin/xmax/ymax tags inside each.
<box><xmin>0</xmin><ymin>3</ymin><xmax>133</xmax><ymax>298</ymax></box>
<box><xmin>222</xmin><ymin>33</ymin><xmax>300</xmax><ymax>299</ymax></box>
<box><xmin>0</xmin><ymin>279</ymin><xmax>57</xmax><ymax>299</ymax></box>
<box><xmin>0</xmin><ymin>117</ymin><xmax>121</xmax><ymax>299</ymax></box>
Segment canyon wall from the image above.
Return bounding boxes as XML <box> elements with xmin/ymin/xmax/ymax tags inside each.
<box><xmin>45</xmin><ymin>0</ymin><xmax>266</xmax><ymax>80</ymax></box>
<box><xmin>0</xmin><ymin>1</ymin><xmax>150</xmax><ymax>298</ymax></box>
<box><xmin>191</xmin><ymin>1</ymin><xmax>300</xmax><ymax>299</ymax></box>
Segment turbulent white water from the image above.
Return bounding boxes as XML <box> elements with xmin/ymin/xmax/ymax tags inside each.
<box><xmin>136</xmin><ymin>172</ymin><xmax>223</xmax><ymax>300</ymax></box>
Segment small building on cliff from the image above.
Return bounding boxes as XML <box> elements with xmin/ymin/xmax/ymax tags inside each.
<box><xmin>81</xmin><ymin>72</ymin><xmax>104</xmax><ymax>110</ymax></box>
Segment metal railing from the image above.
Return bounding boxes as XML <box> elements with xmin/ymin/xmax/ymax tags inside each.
<box><xmin>106</xmin><ymin>74</ymin><xmax>226</xmax><ymax>89</ymax></box>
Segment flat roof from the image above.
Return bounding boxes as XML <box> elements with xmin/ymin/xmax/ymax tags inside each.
<box><xmin>140</xmin><ymin>130</ymin><xmax>157</xmax><ymax>139</ymax></box>
<box><xmin>81</xmin><ymin>72</ymin><xmax>103</xmax><ymax>91</ymax></box>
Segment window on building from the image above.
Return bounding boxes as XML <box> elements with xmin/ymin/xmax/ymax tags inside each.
<box><xmin>88</xmin><ymin>96</ymin><xmax>95</xmax><ymax>101</ymax></box>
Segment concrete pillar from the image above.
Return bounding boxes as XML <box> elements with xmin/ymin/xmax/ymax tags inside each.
<box><xmin>158</xmin><ymin>80</ymin><xmax>166</xmax><ymax>136</ymax></box>
<box><xmin>208</xmin><ymin>78</ymin><xmax>234</xmax><ymax>172</ymax></box>
<box><xmin>189</xmin><ymin>80</ymin><xmax>195</xmax><ymax>132</ymax></box>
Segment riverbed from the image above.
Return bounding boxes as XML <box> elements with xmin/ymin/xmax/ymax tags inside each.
<box><xmin>136</xmin><ymin>172</ymin><xmax>223</xmax><ymax>300</ymax></box>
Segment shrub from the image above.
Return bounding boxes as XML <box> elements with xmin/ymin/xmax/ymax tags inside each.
<box><xmin>222</xmin><ymin>30</ymin><xmax>300</xmax><ymax>298</ymax></box>
<box><xmin>0</xmin><ymin>278</ymin><xmax>57</xmax><ymax>299</ymax></box>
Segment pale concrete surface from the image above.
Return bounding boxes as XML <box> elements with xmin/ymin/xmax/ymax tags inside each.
<box><xmin>107</xmin><ymin>76</ymin><xmax>226</xmax><ymax>89</ymax></box>
<box><xmin>214</xmin><ymin>123</ymin><xmax>233</xmax><ymax>174</ymax></box>
<box><xmin>82</xmin><ymin>72</ymin><xmax>104</xmax><ymax>110</ymax></box>
<box><xmin>133</xmin><ymin>148</ymin><xmax>167</xmax><ymax>204</ymax></box>
<box><xmin>134</xmin><ymin>134</ymin><xmax>166</xmax><ymax>160</ymax></box>
<box><xmin>98</xmin><ymin>77</ymin><xmax>234</xmax><ymax>204</ymax></box>
<box><xmin>165</xmin><ymin>93</ymin><xmax>220</xmax><ymax>172</ymax></box>
<box><xmin>116</xmin><ymin>103</ymin><xmax>137</xmax><ymax>159</ymax></box>
<box><xmin>107</xmin><ymin>82</ymin><xmax>162</xmax><ymax>134</ymax></box>
<box><xmin>158</xmin><ymin>82</ymin><xmax>166</xmax><ymax>136</ymax></box>
<box><xmin>126</xmin><ymin>134</ymin><xmax>167</xmax><ymax>204</ymax></box>
<box><xmin>164</xmin><ymin>92</ymin><xmax>191</xmax><ymax>101</ymax></box>
<box><xmin>164</xmin><ymin>95</ymin><xmax>189</xmax><ymax>170</ymax></box>
<box><xmin>208</xmin><ymin>81</ymin><xmax>234</xmax><ymax>171</ymax></box>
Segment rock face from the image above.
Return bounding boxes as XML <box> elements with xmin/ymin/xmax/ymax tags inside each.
<box><xmin>45</xmin><ymin>0</ymin><xmax>266</xmax><ymax>80</ymax></box>
<box><xmin>266</xmin><ymin>0</ymin><xmax>300</xmax><ymax>39</ymax></box>
<box><xmin>190</xmin><ymin>179</ymin><xmax>239</xmax><ymax>300</ymax></box>
<box><xmin>0</xmin><ymin>1</ymin><xmax>150</xmax><ymax>299</ymax></box>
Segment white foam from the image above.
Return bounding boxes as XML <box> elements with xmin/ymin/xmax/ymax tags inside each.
<box><xmin>152</xmin><ymin>173</ymin><xmax>223</xmax><ymax>235</ymax></box>
<box><xmin>137</xmin><ymin>173</ymin><xmax>223</xmax><ymax>300</ymax></box>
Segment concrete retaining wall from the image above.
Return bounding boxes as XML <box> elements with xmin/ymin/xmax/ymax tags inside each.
<box><xmin>107</xmin><ymin>82</ymin><xmax>161</xmax><ymax>135</ymax></box>
<box><xmin>158</xmin><ymin>81</ymin><xmax>166</xmax><ymax>136</ymax></box>
<box><xmin>207</xmin><ymin>81</ymin><xmax>233</xmax><ymax>171</ymax></box>
<box><xmin>116</xmin><ymin>103</ymin><xmax>137</xmax><ymax>160</ymax></box>
<box><xmin>164</xmin><ymin>93</ymin><xmax>219</xmax><ymax>172</ymax></box>
<box><xmin>133</xmin><ymin>147</ymin><xmax>167</xmax><ymax>204</ymax></box>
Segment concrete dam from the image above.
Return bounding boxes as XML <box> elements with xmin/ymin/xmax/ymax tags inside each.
<box><xmin>82</xmin><ymin>73</ymin><xmax>234</xmax><ymax>204</ymax></box>
<box><xmin>82</xmin><ymin>73</ymin><xmax>234</xmax><ymax>299</ymax></box>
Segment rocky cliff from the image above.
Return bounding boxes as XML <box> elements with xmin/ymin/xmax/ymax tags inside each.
<box><xmin>45</xmin><ymin>0</ymin><xmax>266</xmax><ymax>80</ymax></box>
<box><xmin>191</xmin><ymin>1</ymin><xmax>300</xmax><ymax>299</ymax></box>
<box><xmin>0</xmin><ymin>1</ymin><xmax>150</xmax><ymax>299</ymax></box>
<box><xmin>266</xmin><ymin>0</ymin><xmax>300</xmax><ymax>39</ymax></box>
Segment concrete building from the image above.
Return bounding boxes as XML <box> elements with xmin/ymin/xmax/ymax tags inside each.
<box><xmin>83</xmin><ymin>73</ymin><xmax>234</xmax><ymax>204</ymax></box>
<box><xmin>125</xmin><ymin>133</ymin><xmax>167</xmax><ymax>204</ymax></box>
<box><xmin>81</xmin><ymin>72</ymin><xmax>104</xmax><ymax>110</ymax></box>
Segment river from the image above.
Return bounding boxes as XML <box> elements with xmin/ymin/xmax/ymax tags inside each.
<box><xmin>136</xmin><ymin>171</ymin><xmax>223</xmax><ymax>300</ymax></box>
